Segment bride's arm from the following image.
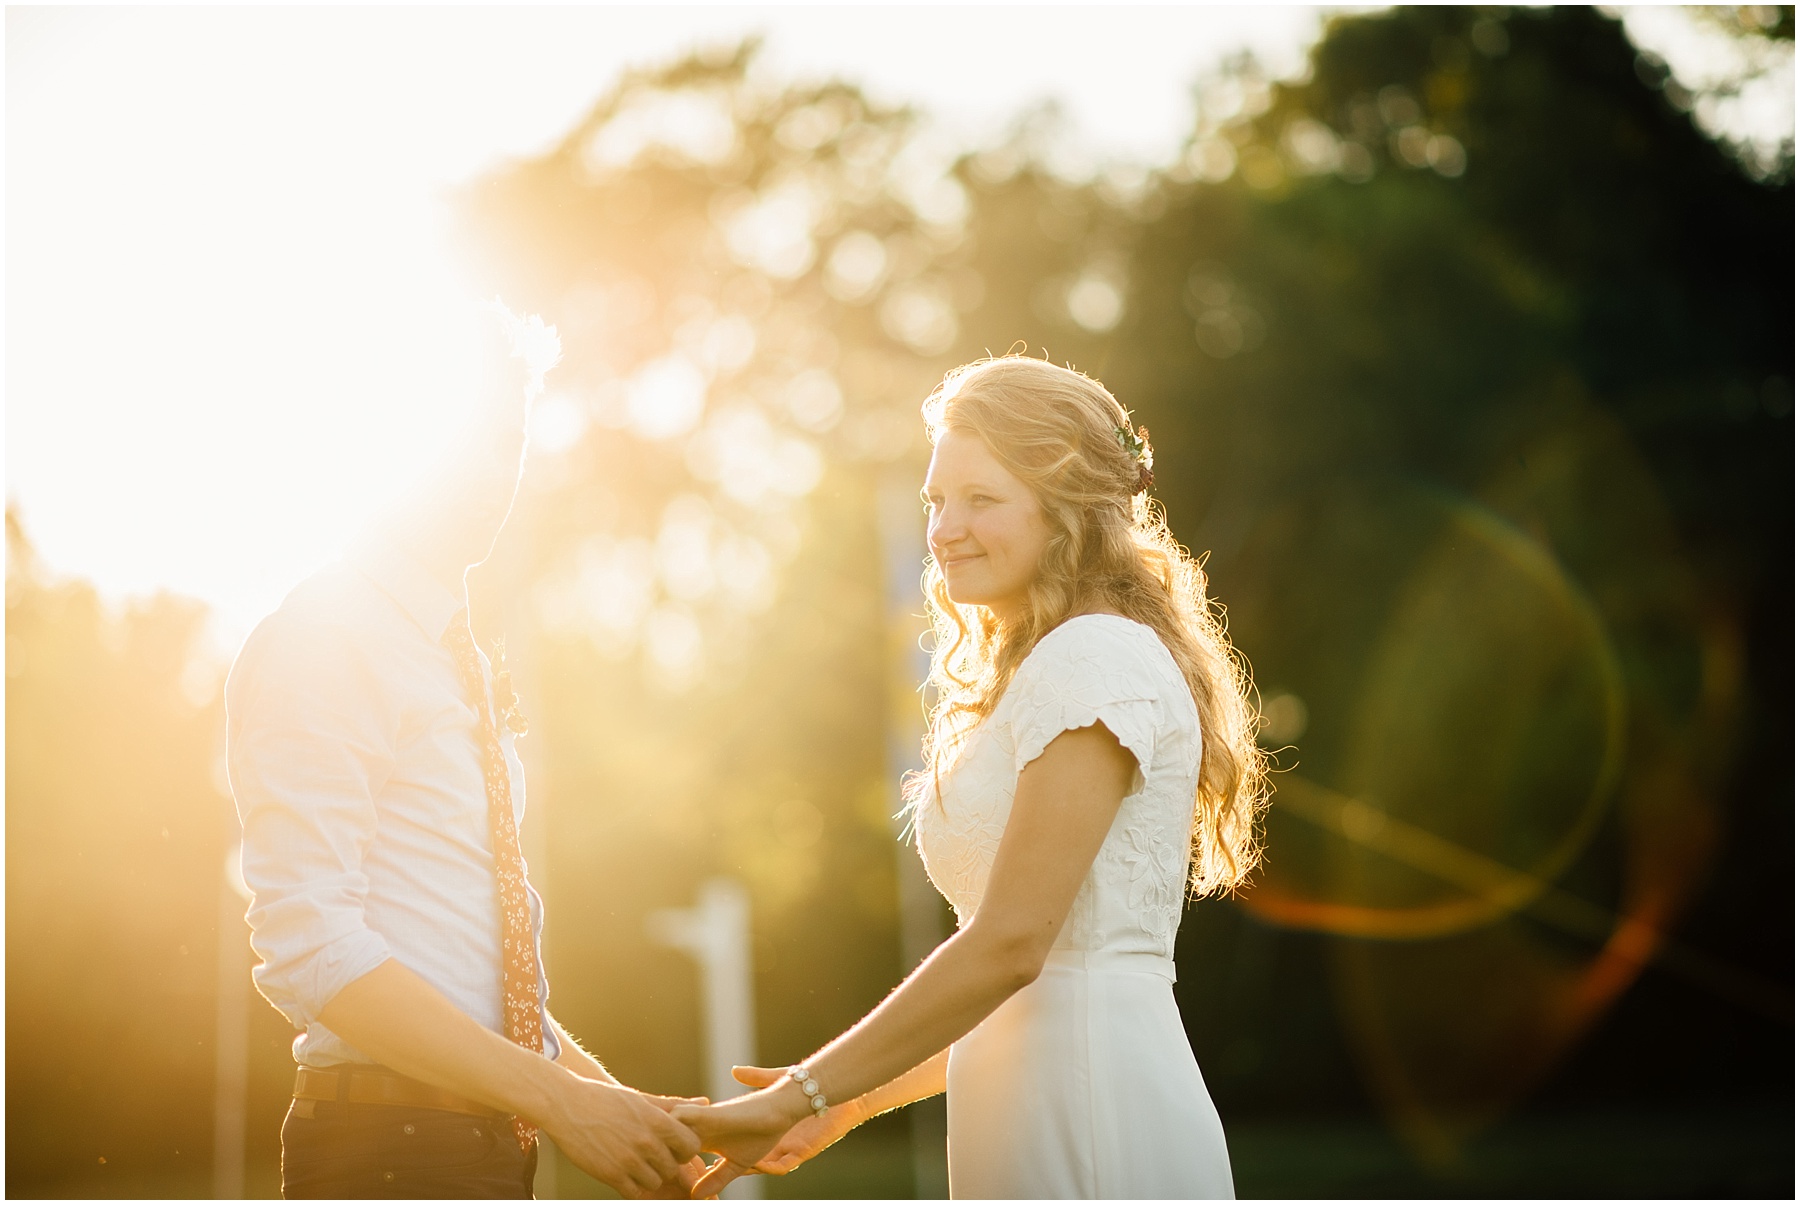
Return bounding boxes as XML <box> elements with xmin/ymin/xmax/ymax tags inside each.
<box><xmin>741</xmin><ymin>1045</ymin><xmax>948</xmax><ymax>1121</ymax></box>
<box><xmin>679</xmin><ymin>722</ymin><xmax>1135</xmax><ymax>1192</ymax></box>
<box><xmin>804</xmin><ymin>724</ymin><xmax>1135</xmax><ymax>1093</ymax></box>
<box><xmin>855</xmin><ymin>1046</ymin><xmax>950</xmax><ymax>1115</ymax></box>
<box><xmin>724</xmin><ymin>1049</ymin><xmax>949</xmax><ymax>1176</ymax></box>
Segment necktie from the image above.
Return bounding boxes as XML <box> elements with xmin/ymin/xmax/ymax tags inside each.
<box><xmin>442</xmin><ymin>611</ymin><xmax>544</xmax><ymax>1152</ymax></box>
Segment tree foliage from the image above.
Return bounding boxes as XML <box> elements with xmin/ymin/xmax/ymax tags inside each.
<box><xmin>5</xmin><ymin>6</ymin><xmax>1790</xmax><ymax>1198</ymax></box>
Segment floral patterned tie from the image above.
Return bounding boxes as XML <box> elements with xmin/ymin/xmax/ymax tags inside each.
<box><xmin>443</xmin><ymin>610</ymin><xmax>544</xmax><ymax>1153</ymax></box>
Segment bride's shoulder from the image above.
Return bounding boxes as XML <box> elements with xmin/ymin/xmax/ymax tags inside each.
<box><xmin>1017</xmin><ymin>613</ymin><xmax>1174</xmax><ymax>691</ymax></box>
<box><xmin>1034</xmin><ymin>612</ymin><xmax>1165</xmax><ymax>658</ymax></box>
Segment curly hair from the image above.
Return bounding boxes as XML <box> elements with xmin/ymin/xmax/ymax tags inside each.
<box><xmin>906</xmin><ymin>355</ymin><xmax>1267</xmax><ymax>897</ymax></box>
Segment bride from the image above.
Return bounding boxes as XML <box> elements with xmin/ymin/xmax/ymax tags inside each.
<box><xmin>678</xmin><ymin>356</ymin><xmax>1268</xmax><ymax>1199</ymax></box>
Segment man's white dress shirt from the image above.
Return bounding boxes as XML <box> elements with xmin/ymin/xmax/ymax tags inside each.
<box><xmin>226</xmin><ymin>541</ymin><xmax>560</xmax><ymax>1067</ymax></box>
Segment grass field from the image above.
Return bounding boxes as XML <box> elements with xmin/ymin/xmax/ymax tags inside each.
<box><xmin>20</xmin><ymin>1099</ymin><xmax>1790</xmax><ymax>1198</ymax></box>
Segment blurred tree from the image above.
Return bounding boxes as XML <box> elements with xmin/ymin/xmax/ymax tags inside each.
<box><xmin>1674</xmin><ymin>3</ymin><xmax>1795</xmax><ymax>178</ymax></box>
<box><xmin>3</xmin><ymin>5</ymin><xmax>1789</xmax><ymax>1199</ymax></box>
<box><xmin>4</xmin><ymin>511</ymin><xmax>242</xmax><ymax>1195</ymax></box>
<box><xmin>1102</xmin><ymin>4</ymin><xmax>1791</xmax><ymax>1183</ymax></box>
<box><xmin>460</xmin><ymin>5</ymin><xmax>1790</xmax><ymax>1194</ymax></box>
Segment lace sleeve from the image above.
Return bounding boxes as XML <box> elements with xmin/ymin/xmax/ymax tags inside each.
<box><xmin>1007</xmin><ymin>619</ymin><xmax>1164</xmax><ymax>786</ymax></box>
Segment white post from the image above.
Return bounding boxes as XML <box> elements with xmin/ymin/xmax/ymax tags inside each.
<box><xmin>648</xmin><ymin>878</ymin><xmax>762</xmax><ymax>1199</ymax></box>
<box><xmin>213</xmin><ymin>843</ymin><xmax>253</xmax><ymax>1199</ymax></box>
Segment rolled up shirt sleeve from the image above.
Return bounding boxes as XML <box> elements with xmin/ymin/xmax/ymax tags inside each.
<box><xmin>227</xmin><ymin>612</ymin><xmax>397</xmax><ymax>1031</ymax></box>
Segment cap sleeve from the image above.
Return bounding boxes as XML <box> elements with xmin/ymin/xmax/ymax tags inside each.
<box><xmin>1007</xmin><ymin>619</ymin><xmax>1164</xmax><ymax>784</ymax></box>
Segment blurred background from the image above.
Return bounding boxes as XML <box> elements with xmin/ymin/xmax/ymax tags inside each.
<box><xmin>6</xmin><ymin>5</ymin><xmax>1793</xmax><ymax>1198</ymax></box>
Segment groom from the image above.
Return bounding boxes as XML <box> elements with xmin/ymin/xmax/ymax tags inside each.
<box><xmin>226</xmin><ymin>311</ymin><xmax>701</xmax><ymax>1199</ymax></box>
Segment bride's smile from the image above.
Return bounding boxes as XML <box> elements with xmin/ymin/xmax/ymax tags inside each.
<box><xmin>923</xmin><ymin>428</ymin><xmax>1051</xmax><ymax>621</ymax></box>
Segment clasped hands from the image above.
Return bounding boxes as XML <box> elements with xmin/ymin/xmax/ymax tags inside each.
<box><xmin>671</xmin><ymin>1066</ymin><xmax>866</xmax><ymax>1199</ymax></box>
<box><xmin>539</xmin><ymin>1074</ymin><xmax>708</xmax><ymax>1200</ymax></box>
<box><xmin>544</xmin><ymin>1066</ymin><xmax>856</xmax><ymax>1200</ymax></box>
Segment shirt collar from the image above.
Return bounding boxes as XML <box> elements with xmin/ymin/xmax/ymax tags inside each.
<box><xmin>346</xmin><ymin>534</ymin><xmax>465</xmax><ymax>643</ymax></box>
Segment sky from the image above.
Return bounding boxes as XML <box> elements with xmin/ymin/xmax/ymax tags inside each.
<box><xmin>5</xmin><ymin>6</ymin><xmax>1790</xmax><ymax>644</ymax></box>
<box><xmin>6</xmin><ymin>5</ymin><xmax>1330</xmax><ymax>641</ymax></box>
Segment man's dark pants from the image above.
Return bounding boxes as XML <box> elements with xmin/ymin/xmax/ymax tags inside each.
<box><xmin>281</xmin><ymin>1099</ymin><xmax>536</xmax><ymax>1199</ymax></box>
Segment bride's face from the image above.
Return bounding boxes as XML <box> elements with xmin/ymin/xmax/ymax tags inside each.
<box><xmin>924</xmin><ymin>428</ymin><xmax>1051</xmax><ymax>621</ymax></box>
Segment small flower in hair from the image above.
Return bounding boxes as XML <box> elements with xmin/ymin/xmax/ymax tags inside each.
<box><xmin>1115</xmin><ymin>422</ymin><xmax>1155</xmax><ymax>494</ymax></box>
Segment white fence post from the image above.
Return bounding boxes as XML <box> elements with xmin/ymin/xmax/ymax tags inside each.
<box><xmin>649</xmin><ymin>878</ymin><xmax>761</xmax><ymax>1199</ymax></box>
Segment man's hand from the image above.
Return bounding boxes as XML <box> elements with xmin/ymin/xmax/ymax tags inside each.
<box><xmin>540</xmin><ymin>1079</ymin><xmax>703</xmax><ymax>1200</ymax></box>
<box><xmin>672</xmin><ymin>1079</ymin><xmax>816</xmax><ymax>1199</ymax></box>
<box><xmin>316</xmin><ymin>963</ymin><xmax>701</xmax><ymax>1200</ymax></box>
<box><xmin>645</xmin><ymin>1155</ymin><xmax>709</xmax><ymax>1199</ymax></box>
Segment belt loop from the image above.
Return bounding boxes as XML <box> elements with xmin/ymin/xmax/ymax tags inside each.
<box><xmin>337</xmin><ymin>1066</ymin><xmax>354</xmax><ymax>1106</ymax></box>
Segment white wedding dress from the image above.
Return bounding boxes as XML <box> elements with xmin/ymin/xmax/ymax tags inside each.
<box><xmin>914</xmin><ymin>614</ymin><xmax>1235</xmax><ymax>1199</ymax></box>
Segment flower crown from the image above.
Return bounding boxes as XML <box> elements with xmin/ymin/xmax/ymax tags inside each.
<box><xmin>1115</xmin><ymin>422</ymin><xmax>1155</xmax><ymax>495</ymax></box>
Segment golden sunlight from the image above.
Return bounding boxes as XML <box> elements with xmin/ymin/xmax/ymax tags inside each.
<box><xmin>8</xmin><ymin>6</ymin><xmax>1329</xmax><ymax>638</ymax></box>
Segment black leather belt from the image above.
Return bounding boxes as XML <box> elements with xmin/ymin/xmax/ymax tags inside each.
<box><xmin>292</xmin><ymin>1064</ymin><xmax>508</xmax><ymax>1120</ymax></box>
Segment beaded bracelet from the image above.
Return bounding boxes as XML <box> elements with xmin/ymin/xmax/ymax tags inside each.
<box><xmin>786</xmin><ymin>1064</ymin><xmax>829</xmax><ymax>1117</ymax></box>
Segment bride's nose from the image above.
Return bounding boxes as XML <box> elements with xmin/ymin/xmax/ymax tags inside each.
<box><xmin>928</xmin><ymin>505</ymin><xmax>966</xmax><ymax>552</ymax></box>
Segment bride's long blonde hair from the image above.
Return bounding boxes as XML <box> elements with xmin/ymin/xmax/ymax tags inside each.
<box><xmin>906</xmin><ymin>356</ymin><xmax>1267</xmax><ymax>897</ymax></box>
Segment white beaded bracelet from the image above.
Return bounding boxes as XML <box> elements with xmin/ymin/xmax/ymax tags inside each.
<box><xmin>787</xmin><ymin>1064</ymin><xmax>830</xmax><ymax>1117</ymax></box>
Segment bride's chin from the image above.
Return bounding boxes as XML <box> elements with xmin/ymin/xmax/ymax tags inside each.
<box><xmin>940</xmin><ymin>582</ymin><xmax>985</xmax><ymax>608</ymax></box>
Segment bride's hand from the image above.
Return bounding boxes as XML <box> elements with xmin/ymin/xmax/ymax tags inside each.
<box><xmin>672</xmin><ymin>1089</ymin><xmax>795</xmax><ymax>1199</ymax></box>
<box><xmin>673</xmin><ymin>1068</ymin><xmax>864</xmax><ymax>1199</ymax></box>
<box><xmin>727</xmin><ymin>1066</ymin><xmax>866</xmax><ymax>1174</ymax></box>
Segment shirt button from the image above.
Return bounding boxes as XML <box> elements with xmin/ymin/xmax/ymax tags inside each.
<box><xmin>472</xmin><ymin>1126</ymin><xmax>484</xmax><ymax>1138</ymax></box>
<box><xmin>402</xmin><ymin>1124</ymin><xmax>416</xmax><ymax>1136</ymax></box>
<box><xmin>382</xmin><ymin>1172</ymin><xmax>395</xmax><ymax>1183</ymax></box>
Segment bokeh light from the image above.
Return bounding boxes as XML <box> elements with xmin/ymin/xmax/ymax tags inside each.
<box><xmin>7</xmin><ymin>7</ymin><xmax>1793</xmax><ymax>1199</ymax></box>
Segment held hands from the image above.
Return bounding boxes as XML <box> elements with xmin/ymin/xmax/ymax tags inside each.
<box><xmin>645</xmin><ymin>1153</ymin><xmax>710</xmax><ymax>1201</ymax></box>
<box><xmin>540</xmin><ymin>1076</ymin><xmax>706</xmax><ymax>1200</ymax></box>
<box><xmin>723</xmin><ymin>1066</ymin><xmax>866</xmax><ymax>1175</ymax></box>
<box><xmin>676</xmin><ymin>1066</ymin><xmax>867</xmax><ymax>1199</ymax></box>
